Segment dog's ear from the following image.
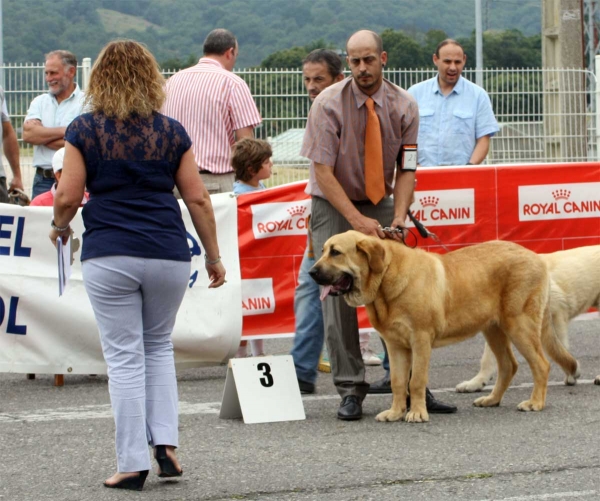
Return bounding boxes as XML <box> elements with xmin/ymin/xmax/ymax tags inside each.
<box><xmin>356</xmin><ymin>238</ymin><xmax>386</xmax><ymax>274</ymax></box>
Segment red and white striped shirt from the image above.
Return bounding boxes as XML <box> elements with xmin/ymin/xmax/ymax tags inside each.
<box><xmin>163</xmin><ymin>58</ymin><xmax>262</xmax><ymax>174</ymax></box>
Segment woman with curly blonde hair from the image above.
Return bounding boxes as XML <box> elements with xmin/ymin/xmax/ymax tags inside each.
<box><xmin>50</xmin><ymin>40</ymin><xmax>226</xmax><ymax>491</ymax></box>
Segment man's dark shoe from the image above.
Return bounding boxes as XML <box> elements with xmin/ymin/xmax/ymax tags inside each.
<box><xmin>407</xmin><ymin>388</ymin><xmax>458</xmax><ymax>414</ymax></box>
<box><xmin>337</xmin><ymin>395</ymin><xmax>362</xmax><ymax>420</ymax></box>
<box><xmin>367</xmin><ymin>376</ymin><xmax>392</xmax><ymax>394</ymax></box>
<box><xmin>425</xmin><ymin>388</ymin><xmax>457</xmax><ymax>413</ymax></box>
<box><xmin>297</xmin><ymin>379</ymin><xmax>315</xmax><ymax>394</ymax></box>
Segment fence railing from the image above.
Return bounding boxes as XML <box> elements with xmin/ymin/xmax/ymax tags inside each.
<box><xmin>3</xmin><ymin>62</ymin><xmax>597</xmax><ymax>191</ymax></box>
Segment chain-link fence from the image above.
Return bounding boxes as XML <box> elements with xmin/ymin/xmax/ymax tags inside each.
<box><xmin>3</xmin><ymin>63</ymin><xmax>596</xmax><ymax>191</ymax></box>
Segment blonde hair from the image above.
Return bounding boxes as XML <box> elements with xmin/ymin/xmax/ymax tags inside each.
<box><xmin>231</xmin><ymin>138</ymin><xmax>272</xmax><ymax>182</ymax></box>
<box><xmin>85</xmin><ymin>40</ymin><xmax>165</xmax><ymax>119</ymax></box>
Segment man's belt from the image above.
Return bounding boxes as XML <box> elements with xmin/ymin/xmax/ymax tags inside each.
<box><xmin>35</xmin><ymin>167</ymin><xmax>55</xmax><ymax>179</ymax></box>
<box><xmin>199</xmin><ymin>169</ymin><xmax>234</xmax><ymax>175</ymax></box>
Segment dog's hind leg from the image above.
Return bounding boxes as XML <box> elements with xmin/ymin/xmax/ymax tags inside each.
<box><xmin>473</xmin><ymin>326</ymin><xmax>517</xmax><ymax>408</ymax></box>
<box><xmin>543</xmin><ymin>307</ymin><xmax>580</xmax><ymax>386</ymax></box>
<box><xmin>376</xmin><ymin>344</ymin><xmax>411</xmax><ymax>422</ymax></box>
<box><xmin>505</xmin><ymin>315</ymin><xmax>550</xmax><ymax>411</ymax></box>
<box><xmin>456</xmin><ymin>341</ymin><xmax>497</xmax><ymax>393</ymax></box>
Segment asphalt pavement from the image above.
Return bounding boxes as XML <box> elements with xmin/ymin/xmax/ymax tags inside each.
<box><xmin>1</xmin><ymin>318</ymin><xmax>599</xmax><ymax>501</ymax></box>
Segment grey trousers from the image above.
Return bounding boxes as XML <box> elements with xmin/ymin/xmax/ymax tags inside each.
<box><xmin>310</xmin><ymin>196</ymin><xmax>395</xmax><ymax>401</ymax></box>
<box><xmin>82</xmin><ymin>256</ymin><xmax>190</xmax><ymax>472</ymax></box>
<box><xmin>0</xmin><ymin>177</ymin><xmax>8</xmax><ymax>203</ymax></box>
<box><xmin>173</xmin><ymin>171</ymin><xmax>234</xmax><ymax>199</ymax></box>
<box><xmin>199</xmin><ymin>171</ymin><xmax>235</xmax><ymax>194</ymax></box>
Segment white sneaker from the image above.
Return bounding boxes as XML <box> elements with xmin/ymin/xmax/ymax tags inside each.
<box><xmin>362</xmin><ymin>349</ymin><xmax>382</xmax><ymax>366</ymax></box>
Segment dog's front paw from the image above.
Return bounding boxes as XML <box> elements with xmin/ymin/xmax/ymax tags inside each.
<box><xmin>404</xmin><ymin>409</ymin><xmax>429</xmax><ymax>423</ymax></box>
<box><xmin>595</xmin><ymin>375</ymin><xmax>600</xmax><ymax>385</ymax></box>
<box><xmin>375</xmin><ymin>408</ymin><xmax>405</xmax><ymax>422</ymax></box>
<box><xmin>517</xmin><ymin>399</ymin><xmax>544</xmax><ymax>412</ymax></box>
<box><xmin>473</xmin><ymin>396</ymin><xmax>500</xmax><ymax>407</ymax></box>
<box><xmin>456</xmin><ymin>378</ymin><xmax>487</xmax><ymax>393</ymax></box>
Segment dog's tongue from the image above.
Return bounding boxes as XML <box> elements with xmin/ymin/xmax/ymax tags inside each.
<box><xmin>320</xmin><ymin>285</ymin><xmax>332</xmax><ymax>301</ymax></box>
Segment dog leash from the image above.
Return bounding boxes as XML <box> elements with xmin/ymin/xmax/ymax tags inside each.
<box><xmin>382</xmin><ymin>212</ymin><xmax>452</xmax><ymax>253</ymax></box>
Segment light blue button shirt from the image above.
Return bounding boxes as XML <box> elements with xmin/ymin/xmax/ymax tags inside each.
<box><xmin>407</xmin><ymin>76</ymin><xmax>499</xmax><ymax>167</ymax></box>
<box><xmin>25</xmin><ymin>84</ymin><xmax>85</xmax><ymax>170</ymax></box>
<box><xmin>233</xmin><ymin>180</ymin><xmax>265</xmax><ymax>194</ymax></box>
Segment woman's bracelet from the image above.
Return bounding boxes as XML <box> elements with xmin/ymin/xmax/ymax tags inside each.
<box><xmin>204</xmin><ymin>254</ymin><xmax>221</xmax><ymax>265</ymax></box>
<box><xmin>50</xmin><ymin>219</ymin><xmax>70</xmax><ymax>232</ymax></box>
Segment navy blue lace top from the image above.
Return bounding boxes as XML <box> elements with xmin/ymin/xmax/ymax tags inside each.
<box><xmin>65</xmin><ymin>111</ymin><xmax>192</xmax><ymax>262</ymax></box>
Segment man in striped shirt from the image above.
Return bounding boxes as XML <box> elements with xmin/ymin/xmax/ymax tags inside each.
<box><xmin>163</xmin><ymin>29</ymin><xmax>262</xmax><ymax>194</ymax></box>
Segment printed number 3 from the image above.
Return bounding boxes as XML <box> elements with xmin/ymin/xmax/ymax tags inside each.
<box><xmin>257</xmin><ymin>363</ymin><xmax>274</xmax><ymax>388</ymax></box>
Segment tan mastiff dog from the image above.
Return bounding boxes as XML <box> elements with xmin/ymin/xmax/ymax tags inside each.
<box><xmin>457</xmin><ymin>245</ymin><xmax>600</xmax><ymax>393</ymax></box>
<box><xmin>310</xmin><ymin>231</ymin><xmax>580</xmax><ymax>423</ymax></box>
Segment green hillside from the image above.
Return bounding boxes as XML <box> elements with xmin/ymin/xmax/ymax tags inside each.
<box><xmin>4</xmin><ymin>0</ymin><xmax>542</xmax><ymax>67</ymax></box>
<box><xmin>96</xmin><ymin>8</ymin><xmax>165</xmax><ymax>35</ymax></box>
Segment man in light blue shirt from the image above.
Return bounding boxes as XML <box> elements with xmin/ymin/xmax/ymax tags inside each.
<box><xmin>407</xmin><ymin>39</ymin><xmax>499</xmax><ymax>167</ymax></box>
<box><xmin>23</xmin><ymin>50</ymin><xmax>84</xmax><ymax>198</ymax></box>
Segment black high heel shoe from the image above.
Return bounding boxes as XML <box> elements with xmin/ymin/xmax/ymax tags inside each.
<box><xmin>103</xmin><ymin>470</ymin><xmax>149</xmax><ymax>491</ymax></box>
<box><xmin>154</xmin><ymin>445</ymin><xmax>183</xmax><ymax>478</ymax></box>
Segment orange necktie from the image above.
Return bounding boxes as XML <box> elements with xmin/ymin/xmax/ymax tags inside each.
<box><xmin>364</xmin><ymin>97</ymin><xmax>385</xmax><ymax>204</ymax></box>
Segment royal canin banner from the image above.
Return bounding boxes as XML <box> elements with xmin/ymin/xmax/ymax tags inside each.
<box><xmin>0</xmin><ymin>162</ymin><xmax>597</xmax><ymax>376</ymax></box>
<box><xmin>238</xmin><ymin>163</ymin><xmax>600</xmax><ymax>339</ymax></box>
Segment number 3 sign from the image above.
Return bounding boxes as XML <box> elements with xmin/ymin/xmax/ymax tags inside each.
<box><xmin>219</xmin><ymin>355</ymin><xmax>306</xmax><ymax>424</ymax></box>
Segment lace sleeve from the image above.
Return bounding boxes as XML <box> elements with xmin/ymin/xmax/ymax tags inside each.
<box><xmin>169</xmin><ymin>118</ymin><xmax>193</xmax><ymax>161</ymax></box>
<box><xmin>64</xmin><ymin>114</ymin><xmax>93</xmax><ymax>152</ymax></box>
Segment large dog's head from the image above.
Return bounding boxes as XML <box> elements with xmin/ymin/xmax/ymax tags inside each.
<box><xmin>309</xmin><ymin>230</ymin><xmax>387</xmax><ymax>307</ymax></box>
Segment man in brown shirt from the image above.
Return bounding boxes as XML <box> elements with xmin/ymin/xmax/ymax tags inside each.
<box><xmin>301</xmin><ymin>30</ymin><xmax>455</xmax><ymax>420</ymax></box>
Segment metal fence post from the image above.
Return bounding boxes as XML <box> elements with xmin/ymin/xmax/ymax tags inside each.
<box><xmin>596</xmin><ymin>54</ymin><xmax>600</xmax><ymax>160</ymax></box>
<box><xmin>82</xmin><ymin>57</ymin><xmax>91</xmax><ymax>91</ymax></box>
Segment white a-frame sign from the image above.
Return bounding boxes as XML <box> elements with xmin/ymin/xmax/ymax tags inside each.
<box><xmin>219</xmin><ymin>355</ymin><xmax>306</xmax><ymax>424</ymax></box>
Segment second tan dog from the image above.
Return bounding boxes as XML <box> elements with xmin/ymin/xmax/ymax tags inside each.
<box><xmin>456</xmin><ymin>245</ymin><xmax>600</xmax><ymax>393</ymax></box>
<box><xmin>310</xmin><ymin>231</ymin><xmax>580</xmax><ymax>423</ymax></box>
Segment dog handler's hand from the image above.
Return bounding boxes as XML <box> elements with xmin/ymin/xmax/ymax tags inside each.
<box><xmin>350</xmin><ymin>214</ymin><xmax>387</xmax><ymax>239</ymax></box>
<box><xmin>386</xmin><ymin>215</ymin><xmax>409</xmax><ymax>242</ymax></box>
<box><xmin>205</xmin><ymin>260</ymin><xmax>226</xmax><ymax>288</ymax></box>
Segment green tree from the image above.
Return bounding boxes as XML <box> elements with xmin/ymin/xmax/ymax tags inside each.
<box><xmin>484</xmin><ymin>30</ymin><xmax>541</xmax><ymax>68</ymax></box>
<box><xmin>260</xmin><ymin>39</ymin><xmax>336</xmax><ymax>69</ymax></box>
<box><xmin>459</xmin><ymin>30</ymin><xmax>541</xmax><ymax>69</ymax></box>
<box><xmin>381</xmin><ymin>29</ymin><xmax>426</xmax><ymax>69</ymax></box>
<box><xmin>423</xmin><ymin>29</ymin><xmax>449</xmax><ymax>59</ymax></box>
<box><xmin>261</xmin><ymin>47</ymin><xmax>308</xmax><ymax>69</ymax></box>
<box><xmin>160</xmin><ymin>54</ymin><xmax>199</xmax><ymax>72</ymax></box>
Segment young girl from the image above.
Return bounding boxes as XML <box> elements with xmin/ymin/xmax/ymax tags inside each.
<box><xmin>231</xmin><ymin>137</ymin><xmax>273</xmax><ymax>357</ymax></box>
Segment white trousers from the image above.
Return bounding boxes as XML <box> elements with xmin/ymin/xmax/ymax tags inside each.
<box><xmin>83</xmin><ymin>256</ymin><xmax>190</xmax><ymax>472</ymax></box>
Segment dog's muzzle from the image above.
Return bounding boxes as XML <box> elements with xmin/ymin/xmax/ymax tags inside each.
<box><xmin>309</xmin><ymin>266</ymin><xmax>354</xmax><ymax>300</ymax></box>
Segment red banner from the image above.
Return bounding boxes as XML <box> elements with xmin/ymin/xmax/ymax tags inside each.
<box><xmin>238</xmin><ymin>163</ymin><xmax>600</xmax><ymax>339</ymax></box>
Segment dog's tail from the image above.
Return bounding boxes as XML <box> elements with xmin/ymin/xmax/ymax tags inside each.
<box><xmin>541</xmin><ymin>298</ymin><xmax>580</xmax><ymax>385</ymax></box>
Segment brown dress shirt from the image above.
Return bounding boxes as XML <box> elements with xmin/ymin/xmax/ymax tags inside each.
<box><xmin>301</xmin><ymin>77</ymin><xmax>419</xmax><ymax>202</ymax></box>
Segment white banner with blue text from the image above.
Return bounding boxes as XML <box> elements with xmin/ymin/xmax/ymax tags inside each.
<box><xmin>0</xmin><ymin>192</ymin><xmax>241</xmax><ymax>375</ymax></box>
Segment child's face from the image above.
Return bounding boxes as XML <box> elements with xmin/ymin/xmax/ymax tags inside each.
<box><xmin>256</xmin><ymin>156</ymin><xmax>273</xmax><ymax>181</ymax></box>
